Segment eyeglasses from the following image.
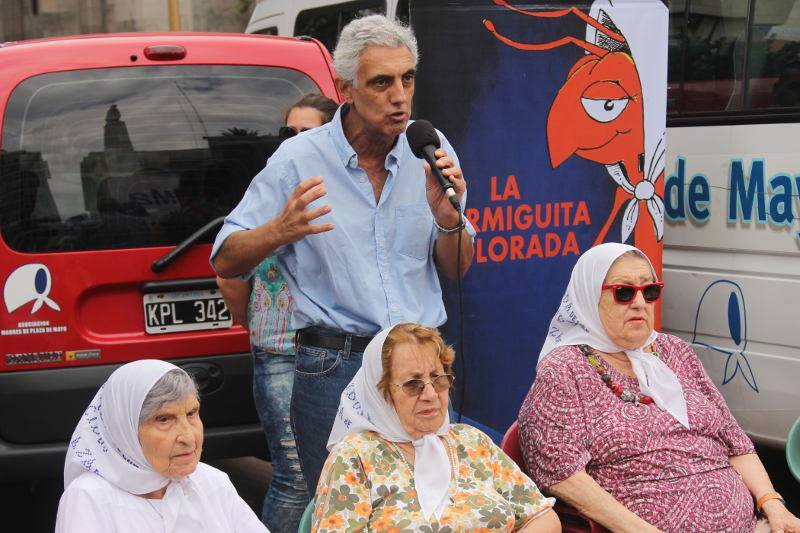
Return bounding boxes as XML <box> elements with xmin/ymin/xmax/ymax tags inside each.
<box><xmin>278</xmin><ymin>126</ymin><xmax>298</xmax><ymax>140</ymax></box>
<box><xmin>601</xmin><ymin>282</ymin><xmax>664</xmax><ymax>304</ymax></box>
<box><xmin>391</xmin><ymin>374</ymin><xmax>454</xmax><ymax>396</ymax></box>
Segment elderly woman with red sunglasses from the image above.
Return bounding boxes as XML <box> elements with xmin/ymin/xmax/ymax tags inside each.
<box><xmin>518</xmin><ymin>243</ymin><xmax>800</xmax><ymax>533</ymax></box>
<box><xmin>311</xmin><ymin>323</ymin><xmax>560</xmax><ymax>532</ymax></box>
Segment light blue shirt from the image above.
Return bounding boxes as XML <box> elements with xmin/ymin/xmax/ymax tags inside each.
<box><xmin>211</xmin><ymin>106</ymin><xmax>475</xmax><ymax>336</ymax></box>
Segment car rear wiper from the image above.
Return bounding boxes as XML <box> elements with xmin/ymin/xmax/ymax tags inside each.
<box><xmin>151</xmin><ymin>216</ymin><xmax>225</xmax><ymax>273</ymax></box>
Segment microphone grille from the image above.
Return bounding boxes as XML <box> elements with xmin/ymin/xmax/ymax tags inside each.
<box><xmin>406</xmin><ymin>119</ymin><xmax>441</xmax><ymax>158</ymax></box>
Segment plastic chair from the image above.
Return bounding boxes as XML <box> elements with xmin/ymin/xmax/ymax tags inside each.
<box><xmin>501</xmin><ymin>421</ymin><xmax>609</xmax><ymax>533</ymax></box>
<box><xmin>787</xmin><ymin>415</ymin><xmax>800</xmax><ymax>484</ymax></box>
<box><xmin>297</xmin><ymin>498</ymin><xmax>315</xmax><ymax>533</ymax></box>
<box><xmin>500</xmin><ymin>419</ymin><xmax>525</xmax><ymax>467</ymax></box>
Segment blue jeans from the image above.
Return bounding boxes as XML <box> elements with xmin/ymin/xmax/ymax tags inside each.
<box><xmin>252</xmin><ymin>350</ymin><xmax>309</xmax><ymax>533</ymax></box>
<box><xmin>291</xmin><ymin>341</ymin><xmax>364</xmax><ymax>494</ymax></box>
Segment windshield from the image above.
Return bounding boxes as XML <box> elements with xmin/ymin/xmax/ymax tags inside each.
<box><xmin>0</xmin><ymin>65</ymin><xmax>320</xmax><ymax>252</ymax></box>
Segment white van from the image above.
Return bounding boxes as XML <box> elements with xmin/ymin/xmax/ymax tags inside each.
<box><xmin>662</xmin><ymin>122</ymin><xmax>800</xmax><ymax>449</ymax></box>
<box><xmin>663</xmin><ymin>0</ymin><xmax>800</xmax><ymax>448</ymax></box>
<box><xmin>246</xmin><ymin>0</ymin><xmax>407</xmax><ymax>51</ymax></box>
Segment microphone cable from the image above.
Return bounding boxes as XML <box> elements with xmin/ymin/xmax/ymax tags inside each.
<box><xmin>407</xmin><ymin>119</ymin><xmax>468</xmax><ymax>423</ymax></box>
<box><xmin>456</xmin><ymin>219</ymin><xmax>466</xmax><ymax>423</ymax></box>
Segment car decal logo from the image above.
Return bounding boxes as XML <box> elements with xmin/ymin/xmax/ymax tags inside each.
<box><xmin>3</xmin><ymin>263</ymin><xmax>61</xmax><ymax>314</ymax></box>
<box><xmin>691</xmin><ymin>279</ymin><xmax>757</xmax><ymax>392</ymax></box>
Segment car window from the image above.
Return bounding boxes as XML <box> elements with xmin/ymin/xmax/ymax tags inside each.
<box><xmin>0</xmin><ymin>65</ymin><xmax>319</xmax><ymax>252</ymax></box>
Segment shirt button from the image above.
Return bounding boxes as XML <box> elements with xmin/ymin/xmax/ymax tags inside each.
<box><xmin>391</xmin><ymin>306</ymin><xmax>399</xmax><ymax>313</ymax></box>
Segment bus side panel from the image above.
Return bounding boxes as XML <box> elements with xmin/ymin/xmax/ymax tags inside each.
<box><xmin>663</xmin><ymin>123</ymin><xmax>800</xmax><ymax>447</ymax></box>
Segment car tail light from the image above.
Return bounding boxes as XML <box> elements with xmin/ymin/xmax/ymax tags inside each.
<box><xmin>144</xmin><ymin>45</ymin><xmax>186</xmax><ymax>61</ymax></box>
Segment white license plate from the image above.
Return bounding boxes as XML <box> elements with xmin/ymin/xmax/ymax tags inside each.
<box><xmin>143</xmin><ymin>289</ymin><xmax>232</xmax><ymax>334</ymax></box>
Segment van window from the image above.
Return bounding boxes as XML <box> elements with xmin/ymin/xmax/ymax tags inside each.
<box><xmin>0</xmin><ymin>65</ymin><xmax>319</xmax><ymax>253</ymax></box>
<box><xmin>668</xmin><ymin>0</ymin><xmax>749</xmax><ymax>113</ymax></box>
<box><xmin>396</xmin><ymin>0</ymin><xmax>409</xmax><ymax>26</ymax></box>
<box><xmin>746</xmin><ymin>0</ymin><xmax>800</xmax><ymax>109</ymax></box>
<box><xmin>668</xmin><ymin>0</ymin><xmax>800</xmax><ymax>114</ymax></box>
<box><xmin>295</xmin><ymin>1</ymin><xmax>385</xmax><ymax>51</ymax></box>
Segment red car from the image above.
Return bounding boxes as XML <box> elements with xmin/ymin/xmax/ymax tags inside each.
<box><xmin>0</xmin><ymin>32</ymin><xmax>339</xmax><ymax>480</ymax></box>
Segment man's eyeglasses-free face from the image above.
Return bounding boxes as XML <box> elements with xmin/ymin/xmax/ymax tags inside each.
<box><xmin>391</xmin><ymin>374</ymin><xmax>455</xmax><ymax>396</ymax></box>
<box><xmin>601</xmin><ymin>282</ymin><xmax>664</xmax><ymax>304</ymax></box>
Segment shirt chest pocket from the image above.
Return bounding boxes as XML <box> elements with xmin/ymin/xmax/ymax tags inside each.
<box><xmin>394</xmin><ymin>204</ymin><xmax>434</xmax><ymax>260</ymax></box>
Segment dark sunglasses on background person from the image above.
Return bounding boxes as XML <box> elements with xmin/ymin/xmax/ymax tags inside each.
<box><xmin>601</xmin><ymin>282</ymin><xmax>664</xmax><ymax>304</ymax></box>
<box><xmin>391</xmin><ymin>374</ymin><xmax>455</xmax><ymax>397</ymax></box>
<box><xmin>278</xmin><ymin>126</ymin><xmax>298</xmax><ymax>140</ymax></box>
<box><xmin>278</xmin><ymin>125</ymin><xmax>317</xmax><ymax>140</ymax></box>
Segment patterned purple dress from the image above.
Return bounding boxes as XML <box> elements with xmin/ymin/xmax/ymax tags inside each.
<box><xmin>519</xmin><ymin>333</ymin><xmax>757</xmax><ymax>532</ymax></box>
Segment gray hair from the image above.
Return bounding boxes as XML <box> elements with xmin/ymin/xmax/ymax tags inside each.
<box><xmin>611</xmin><ymin>249</ymin><xmax>657</xmax><ymax>280</ymax></box>
<box><xmin>139</xmin><ymin>369</ymin><xmax>198</xmax><ymax>424</ymax></box>
<box><xmin>333</xmin><ymin>14</ymin><xmax>418</xmax><ymax>87</ymax></box>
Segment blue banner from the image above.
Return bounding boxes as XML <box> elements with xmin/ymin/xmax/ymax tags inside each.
<box><xmin>412</xmin><ymin>0</ymin><xmax>667</xmax><ymax>436</ymax></box>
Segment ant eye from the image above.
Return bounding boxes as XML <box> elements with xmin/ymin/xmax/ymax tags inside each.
<box><xmin>581</xmin><ymin>97</ymin><xmax>629</xmax><ymax>123</ymax></box>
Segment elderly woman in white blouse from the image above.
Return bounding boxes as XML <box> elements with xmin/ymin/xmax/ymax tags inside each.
<box><xmin>55</xmin><ymin>359</ymin><xmax>268</xmax><ymax>533</ymax></box>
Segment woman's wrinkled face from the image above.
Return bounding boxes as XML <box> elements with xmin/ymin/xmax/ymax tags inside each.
<box><xmin>139</xmin><ymin>394</ymin><xmax>203</xmax><ymax>479</ymax></box>
<box><xmin>388</xmin><ymin>342</ymin><xmax>449</xmax><ymax>440</ymax></box>
<box><xmin>599</xmin><ymin>255</ymin><xmax>656</xmax><ymax>350</ymax></box>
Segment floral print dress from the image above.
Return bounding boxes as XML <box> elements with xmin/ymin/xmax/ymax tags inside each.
<box><xmin>312</xmin><ymin>424</ymin><xmax>554</xmax><ymax>532</ymax></box>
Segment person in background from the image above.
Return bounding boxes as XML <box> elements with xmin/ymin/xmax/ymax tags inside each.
<box><xmin>216</xmin><ymin>93</ymin><xmax>337</xmax><ymax>533</ymax></box>
<box><xmin>55</xmin><ymin>360</ymin><xmax>268</xmax><ymax>533</ymax></box>
<box><xmin>313</xmin><ymin>323</ymin><xmax>560</xmax><ymax>532</ymax></box>
<box><xmin>211</xmin><ymin>14</ymin><xmax>475</xmax><ymax>494</ymax></box>
<box><xmin>773</xmin><ymin>59</ymin><xmax>800</xmax><ymax>108</ymax></box>
<box><xmin>518</xmin><ymin>243</ymin><xmax>800</xmax><ymax>533</ymax></box>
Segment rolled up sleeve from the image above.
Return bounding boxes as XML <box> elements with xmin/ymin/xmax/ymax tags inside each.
<box><xmin>210</xmin><ymin>158</ymin><xmax>292</xmax><ymax>265</ymax></box>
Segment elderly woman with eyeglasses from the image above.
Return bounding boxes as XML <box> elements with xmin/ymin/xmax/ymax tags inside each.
<box><xmin>518</xmin><ymin>243</ymin><xmax>800</xmax><ymax>533</ymax></box>
<box><xmin>55</xmin><ymin>360</ymin><xmax>268</xmax><ymax>533</ymax></box>
<box><xmin>311</xmin><ymin>323</ymin><xmax>560</xmax><ymax>532</ymax></box>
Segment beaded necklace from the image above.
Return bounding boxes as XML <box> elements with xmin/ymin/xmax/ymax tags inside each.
<box><xmin>578</xmin><ymin>344</ymin><xmax>656</xmax><ymax>405</ymax></box>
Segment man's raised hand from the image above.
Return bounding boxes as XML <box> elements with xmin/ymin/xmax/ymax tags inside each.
<box><xmin>275</xmin><ymin>176</ymin><xmax>335</xmax><ymax>243</ymax></box>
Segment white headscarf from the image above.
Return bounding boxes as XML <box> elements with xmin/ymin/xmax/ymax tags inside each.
<box><xmin>539</xmin><ymin>243</ymin><xmax>690</xmax><ymax>428</ymax></box>
<box><xmin>64</xmin><ymin>359</ymin><xmax>230</xmax><ymax>532</ymax></box>
<box><xmin>328</xmin><ymin>325</ymin><xmax>451</xmax><ymax>520</ymax></box>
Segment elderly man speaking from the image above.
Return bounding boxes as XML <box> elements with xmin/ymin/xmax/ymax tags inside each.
<box><xmin>211</xmin><ymin>14</ymin><xmax>475</xmax><ymax>493</ymax></box>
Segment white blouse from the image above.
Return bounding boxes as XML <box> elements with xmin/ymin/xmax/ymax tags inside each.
<box><xmin>55</xmin><ymin>462</ymin><xmax>268</xmax><ymax>533</ymax></box>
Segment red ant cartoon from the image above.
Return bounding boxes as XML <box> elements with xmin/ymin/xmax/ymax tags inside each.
<box><xmin>484</xmin><ymin>0</ymin><xmax>666</xmax><ymax>274</ymax></box>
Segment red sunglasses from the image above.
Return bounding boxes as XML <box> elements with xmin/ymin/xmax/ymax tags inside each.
<box><xmin>601</xmin><ymin>282</ymin><xmax>664</xmax><ymax>304</ymax></box>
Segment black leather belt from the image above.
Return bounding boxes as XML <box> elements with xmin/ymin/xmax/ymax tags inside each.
<box><xmin>297</xmin><ymin>328</ymin><xmax>374</xmax><ymax>353</ymax></box>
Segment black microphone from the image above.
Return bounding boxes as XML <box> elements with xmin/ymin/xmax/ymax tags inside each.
<box><xmin>406</xmin><ymin>120</ymin><xmax>461</xmax><ymax>212</ymax></box>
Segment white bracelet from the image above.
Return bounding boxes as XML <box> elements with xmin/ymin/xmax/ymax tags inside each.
<box><xmin>434</xmin><ymin>215</ymin><xmax>465</xmax><ymax>234</ymax></box>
